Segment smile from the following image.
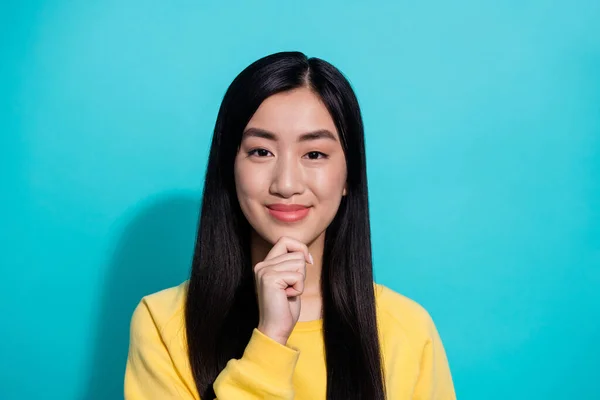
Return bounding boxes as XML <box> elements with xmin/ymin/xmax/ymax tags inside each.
<box><xmin>266</xmin><ymin>204</ymin><xmax>311</xmax><ymax>223</ymax></box>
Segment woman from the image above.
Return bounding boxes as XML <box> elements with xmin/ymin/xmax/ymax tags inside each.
<box><xmin>125</xmin><ymin>51</ymin><xmax>456</xmax><ymax>399</ymax></box>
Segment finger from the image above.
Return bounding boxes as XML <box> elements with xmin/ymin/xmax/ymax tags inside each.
<box><xmin>254</xmin><ymin>251</ymin><xmax>306</xmax><ymax>274</ymax></box>
<box><xmin>261</xmin><ymin>271</ymin><xmax>305</xmax><ymax>295</ymax></box>
<box><xmin>266</xmin><ymin>236</ymin><xmax>312</xmax><ymax>264</ymax></box>
<box><xmin>255</xmin><ymin>260</ymin><xmax>306</xmax><ymax>282</ymax></box>
<box><xmin>254</xmin><ymin>252</ymin><xmax>305</xmax><ymax>273</ymax></box>
<box><xmin>259</xmin><ymin>259</ymin><xmax>306</xmax><ymax>276</ymax></box>
<box><xmin>285</xmin><ymin>285</ymin><xmax>303</xmax><ymax>297</ymax></box>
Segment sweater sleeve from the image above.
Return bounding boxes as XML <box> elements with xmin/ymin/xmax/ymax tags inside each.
<box><xmin>125</xmin><ymin>300</ymin><xmax>198</xmax><ymax>399</ymax></box>
<box><xmin>212</xmin><ymin>329</ymin><xmax>300</xmax><ymax>399</ymax></box>
<box><xmin>412</xmin><ymin>315</ymin><xmax>457</xmax><ymax>400</ymax></box>
<box><xmin>124</xmin><ymin>300</ymin><xmax>299</xmax><ymax>400</ymax></box>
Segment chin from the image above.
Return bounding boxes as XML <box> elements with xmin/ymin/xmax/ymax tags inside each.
<box><xmin>250</xmin><ymin>223</ymin><xmax>305</xmax><ymax>244</ymax></box>
<box><xmin>264</xmin><ymin>225</ymin><xmax>325</xmax><ymax>246</ymax></box>
<box><xmin>269</xmin><ymin>229</ymin><xmax>309</xmax><ymax>244</ymax></box>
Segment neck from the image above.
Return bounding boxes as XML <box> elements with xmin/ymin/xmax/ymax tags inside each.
<box><xmin>250</xmin><ymin>231</ymin><xmax>324</xmax><ymax>297</ymax></box>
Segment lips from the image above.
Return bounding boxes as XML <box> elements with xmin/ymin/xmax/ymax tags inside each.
<box><xmin>267</xmin><ymin>204</ymin><xmax>311</xmax><ymax>222</ymax></box>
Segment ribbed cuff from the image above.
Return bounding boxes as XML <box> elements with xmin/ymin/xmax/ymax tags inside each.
<box><xmin>241</xmin><ymin>328</ymin><xmax>300</xmax><ymax>384</ymax></box>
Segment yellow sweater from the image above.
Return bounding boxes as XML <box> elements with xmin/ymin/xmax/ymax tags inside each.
<box><xmin>125</xmin><ymin>282</ymin><xmax>456</xmax><ymax>399</ymax></box>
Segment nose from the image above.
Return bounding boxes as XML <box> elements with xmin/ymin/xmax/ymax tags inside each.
<box><xmin>269</xmin><ymin>154</ymin><xmax>305</xmax><ymax>198</ymax></box>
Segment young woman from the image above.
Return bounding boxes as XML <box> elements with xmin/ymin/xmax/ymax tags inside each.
<box><xmin>125</xmin><ymin>51</ymin><xmax>456</xmax><ymax>399</ymax></box>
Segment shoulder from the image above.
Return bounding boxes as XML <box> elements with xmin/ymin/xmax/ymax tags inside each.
<box><xmin>374</xmin><ymin>283</ymin><xmax>438</xmax><ymax>345</ymax></box>
<box><xmin>130</xmin><ymin>281</ymin><xmax>188</xmax><ymax>343</ymax></box>
<box><xmin>127</xmin><ymin>282</ymin><xmax>198</xmax><ymax>398</ymax></box>
<box><xmin>374</xmin><ymin>283</ymin><xmax>434</xmax><ymax>326</ymax></box>
<box><xmin>373</xmin><ymin>284</ymin><xmax>456</xmax><ymax>398</ymax></box>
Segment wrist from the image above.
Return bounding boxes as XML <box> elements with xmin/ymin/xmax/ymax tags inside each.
<box><xmin>257</xmin><ymin>325</ymin><xmax>289</xmax><ymax>346</ymax></box>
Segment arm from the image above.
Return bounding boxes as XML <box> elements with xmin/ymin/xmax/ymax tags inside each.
<box><xmin>412</xmin><ymin>316</ymin><xmax>457</xmax><ymax>400</ymax></box>
<box><xmin>124</xmin><ymin>301</ymin><xmax>198</xmax><ymax>399</ymax></box>
<box><xmin>212</xmin><ymin>329</ymin><xmax>299</xmax><ymax>399</ymax></box>
<box><xmin>124</xmin><ymin>301</ymin><xmax>299</xmax><ymax>400</ymax></box>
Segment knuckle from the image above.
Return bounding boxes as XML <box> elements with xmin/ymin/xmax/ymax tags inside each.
<box><xmin>261</xmin><ymin>270</ymin><xmax>276</xmax><ymax>281</ymax></box>
<box><xmin>254</xmin><ymin>261</ymin><xmax>265</xmax><ymax>273</ymax></box>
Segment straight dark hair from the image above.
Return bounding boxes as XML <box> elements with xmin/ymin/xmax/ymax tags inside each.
<box><xmin>185</xmin><ymin>51</ymin><xmax>385</xmax><ymax>399</ymax></box>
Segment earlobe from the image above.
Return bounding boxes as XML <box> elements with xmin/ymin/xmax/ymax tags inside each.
<box><xmin>343</xmin><ymin>185</ymin><xmax>347</xmax><ymax>196</ymax></box>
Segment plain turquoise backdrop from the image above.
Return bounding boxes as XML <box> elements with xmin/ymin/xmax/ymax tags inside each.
<box><xmin>1</xmin><ymin>1</ymin><xmax>599</xmax><ymax>399</ymax></box>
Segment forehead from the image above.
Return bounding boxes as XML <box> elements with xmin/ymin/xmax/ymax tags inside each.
<box><xmin>244</xmin><ymin>87</ymin><xmax>339</xmax><ymax>140</ymax></box>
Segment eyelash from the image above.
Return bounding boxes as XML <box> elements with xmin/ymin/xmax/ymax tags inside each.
<box><xmin>305</xmin><ymin>151</ymin><xmax>328</xmax><ymax>160</ymax></box>
<box><xmin>247</xmin><ymin>148</ymin><xmax>272</xmax><ymax>157</ymax></box>
<box><xmin>247</xmin><ymin>148</ymin><xmax>329</xmax><ymax>160</ymax></box>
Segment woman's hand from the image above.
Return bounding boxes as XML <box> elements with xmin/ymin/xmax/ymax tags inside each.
<box><xmin>255</xmin><ymin>236</ymin><xmax>313</xmax><ymax>346</ymax></box>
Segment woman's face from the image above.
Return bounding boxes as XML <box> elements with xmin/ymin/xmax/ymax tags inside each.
<box><xmin>234</xmin><ymin>87</ymin><xmax>347</xmax><ymax>246</ymax></box>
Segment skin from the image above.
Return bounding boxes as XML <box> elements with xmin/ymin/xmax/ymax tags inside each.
<box><xmin>234</xmin><ymin>87</ymin><xmax>348</xmax><ymax>345</ymax></box>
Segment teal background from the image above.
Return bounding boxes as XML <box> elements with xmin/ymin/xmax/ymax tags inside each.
<box><xmin>1</xmin><ymin>1</ymin><xmax>599</xmax><ymax>399</ymax></box>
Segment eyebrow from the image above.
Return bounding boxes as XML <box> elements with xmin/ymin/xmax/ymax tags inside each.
<box><xmin>242</xmin><ymin>128</ymin><xmax>338</xmax><ymax>142</ymax></box>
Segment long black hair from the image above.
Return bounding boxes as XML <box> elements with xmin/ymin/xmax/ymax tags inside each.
<box><xmin>185</xmin><ymin>51</ymin><xmax>385</xmax><ymax>399</ymax></box>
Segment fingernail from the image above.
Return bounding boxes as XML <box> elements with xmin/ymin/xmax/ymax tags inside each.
<box><xmin>308</xmin><ymin>253</ymin><xmax>314</xmax><ymax>264</ymax></box>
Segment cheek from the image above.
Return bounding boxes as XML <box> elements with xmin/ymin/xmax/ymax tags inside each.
<box><xmin>310</xmin><ymin>165</ymin><xmax>347</xmax><ymax>203</ymax></box>
<box><xmin>234</xmin><ymin>161</ymin><xmax>268</xmax><ymax>207</ymax></box>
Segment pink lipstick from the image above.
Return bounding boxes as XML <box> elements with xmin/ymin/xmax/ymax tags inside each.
<box><xmin>267</xmin><ymin>204</ymin><xmax>310</xmax><ymax>223</ymax></box>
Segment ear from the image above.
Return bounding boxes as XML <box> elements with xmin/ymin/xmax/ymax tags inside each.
<box><xmin>342</xmin><ymin>184</ymin><xmax>347</xmax><ymax>196</ymax></box>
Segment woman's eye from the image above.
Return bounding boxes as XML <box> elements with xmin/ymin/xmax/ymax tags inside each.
<box><xmin>305</xmin><ymin>151</ymin><xmax>328</xmax><ymax>160</ymax></box>
<box><xmin>248</xmin><ymin>148</ymin><xmax>272</xmax><ymax>157</ymax></box>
